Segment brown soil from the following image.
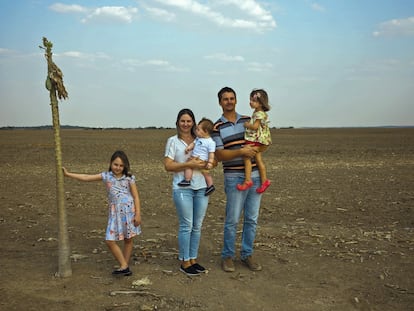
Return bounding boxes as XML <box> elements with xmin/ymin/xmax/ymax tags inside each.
<box><xmin>0</xmin><ymin>128</ymin><xmax>413</xmax><ymax>311</ymax></box>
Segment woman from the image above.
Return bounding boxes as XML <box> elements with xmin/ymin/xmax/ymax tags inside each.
<box><xmin>164</xmin><ymin>108</ymin><xmax>211</xmax><ymax>276</ymax></box>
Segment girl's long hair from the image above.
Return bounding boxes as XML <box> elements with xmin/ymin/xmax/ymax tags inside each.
<box><xmin>109</xmin><ymin>150</ymin><xmax>131</xmax><ymax>177</ymax></box>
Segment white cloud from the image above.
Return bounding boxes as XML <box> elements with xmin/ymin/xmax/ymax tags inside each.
<box><xmin>204</xmin><ymin>53</ymin><xmax>245</xmax><ymax>62</ymax></box>
<box><xmin>145</xmin><ymin>6</ymin><xmax>176</xmax><ymax>22</ymax></box>
<box><xmin>310</xmin><ymin>3</ymin><xmax>325</xmax><ymax>12</ymax></box>
<box><xmin>49</xmin><ymin>3</ymin><xmax>138</xmax><ymax>23</ymax></box>
<box><xmin>222</xmin><ymin>0</ymin><xmax>276</xmax><ymax>26</ymax></box>
<box><xmin>153</xmin><ymin>0</ymin><xmax>276</xmax><ymax>32</ymax></box>
<box><xmin>247</xmin><ymin>61</ymin><xmax>273</xmax><ymax>72</ymax></box>
<box><xmin>304</xmin><ymin>0</ymin><xmax>325</xmax><ymax>12</ymax></box>
<box><xmin>0</xmin><ymin>48</ymin><xmax>16</xmax><ymax>55</ymax></box>
<box><xmin>49</xmin><ymin>3</ymin><xmax>88</xmax><ymax>13</ymax></box>
<box><xmin>57</xmin><ymin>51</ymin><xmax>110</xmax><ymax>61</ymax></box>
<box><xmin>122</xmin><ymin>58</ymin><xmax>188</xmax><ymax>72</ymax></box>
<box><xmin>82</xmin><ymin>6</ymin><xmax>138</xmax><ymax>23</ymax></box>
<box><xmin>373</xmin><ymin>16</ymin><xmax>414</xmax><ymax>37</ymax></box>
<box><xmin>49</xmin><ymin>1</ymin><xmax>276</xmax><ymax>31</ymax></box>
<box><xmin>145</xmin><ymin>59</ymin><xmax>170</xmax><ymax>66</ymax></box>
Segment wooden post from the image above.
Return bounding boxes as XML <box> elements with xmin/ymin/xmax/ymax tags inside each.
<box><xmin>42</xmin><ymin>37</ymin><xmax>72</xmax><ymax>277</ymax></box>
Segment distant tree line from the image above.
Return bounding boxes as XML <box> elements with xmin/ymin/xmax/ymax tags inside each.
<box><xmin>0</xmin><ymin>125</ymin><xmax>175</xmax><ymax>130</ymax></box>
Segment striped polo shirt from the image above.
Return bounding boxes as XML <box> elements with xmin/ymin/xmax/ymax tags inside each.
<box><xmin>212</xmin><ymin>113</ymin><xmax>258</xmax><ymax>174</ymax></box>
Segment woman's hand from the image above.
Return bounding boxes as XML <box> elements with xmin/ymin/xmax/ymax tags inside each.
<box><xmin>188</xmin><ymin>157</ymin><xmax>207</xmax><ymax>169</ymax></box>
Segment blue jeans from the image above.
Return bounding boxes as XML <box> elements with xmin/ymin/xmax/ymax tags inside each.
<box><xmin>173</xmin><ymin>188</ymin><xmax>209</xmax><ymax>261</ymax></box>
<box><xmin>221</xmin><ymin>174</ymin><xmax>262</xmax><ymax>260</ymax></box>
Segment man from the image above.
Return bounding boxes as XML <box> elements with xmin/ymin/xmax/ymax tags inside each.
<box><xmin>212</xmin><ymin>86</ymin><xmax>263</xmax><ymax>272</ymax></box>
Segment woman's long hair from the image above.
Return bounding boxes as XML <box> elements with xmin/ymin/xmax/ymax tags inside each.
<box><xmin>175</xmin><ymin>108</ymin><xmax>196</xmax><ymax>139</ymax></box>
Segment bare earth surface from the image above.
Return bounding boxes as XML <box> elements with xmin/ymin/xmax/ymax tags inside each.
<box><xmin>0</xmin><ymin>128</ymin><xmax>413</xmax><ymax>311</ymax></box>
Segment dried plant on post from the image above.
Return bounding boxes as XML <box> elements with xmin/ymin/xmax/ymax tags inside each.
<box><xmin>40</xmin><ymin>37</ymin><xmax>71</xmax><ymax>277</ymax></box>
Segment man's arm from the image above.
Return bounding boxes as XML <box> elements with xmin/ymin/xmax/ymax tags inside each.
<box><xmin>215</xmin><ymin>145</ymin><xmax>257</xmax><ymax>162</ymax></box>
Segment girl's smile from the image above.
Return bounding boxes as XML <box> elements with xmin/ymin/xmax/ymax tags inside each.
<box><xmin>111</xmin><ymin>157</ymin><xmax>125</xmax><ymax>178</ymax></box>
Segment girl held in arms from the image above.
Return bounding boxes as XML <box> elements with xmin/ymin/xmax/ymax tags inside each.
<box><xmin>237</xmin><ymin>89</ymin><xmax>272</xmax><ymax>194</ymax></box>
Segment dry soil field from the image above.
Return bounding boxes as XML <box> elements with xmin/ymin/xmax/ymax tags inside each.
<box><xmin>0</xmin><ymin>128</ymin><xmax>413</xmax><ymax>311</ymax></box>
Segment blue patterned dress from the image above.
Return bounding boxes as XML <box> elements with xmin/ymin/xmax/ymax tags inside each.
<box><xmin>101</xmin><ymin>171</ymin><xmax>141</xmax><ymax>241</ymax></box>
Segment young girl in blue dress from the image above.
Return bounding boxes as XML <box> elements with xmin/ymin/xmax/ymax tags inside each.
<box><xmin>63</xmin><ymin>150</ymin><xmax>142</xmax><ymax>276</ymax></box>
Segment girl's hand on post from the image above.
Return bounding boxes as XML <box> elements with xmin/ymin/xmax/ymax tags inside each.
<box><xmin>62</xmin><ymin>167</ymin><xmax>68</xmax><ymax>176</ymax></box>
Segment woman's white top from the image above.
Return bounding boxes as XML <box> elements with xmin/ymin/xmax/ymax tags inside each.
<box><xmin>164</xmin><ymin>135</ymin><xmax>207</xmax><ymax>190</ymax></box>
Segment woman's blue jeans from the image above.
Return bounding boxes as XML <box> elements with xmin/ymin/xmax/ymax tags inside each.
<box><xmin>221</xmin><ymin>174</ymin><xmax>262</xmax><ymax>260</ymax></box>
<box><xmin>173</xmin><ymin>188</ymin><xmax>209</xmax><ymax>261</ymax></box>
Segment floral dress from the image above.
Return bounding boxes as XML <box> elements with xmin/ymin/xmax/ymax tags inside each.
<box><xmin>101</xmin><ymin>171</ymin><xmax>141</xmax><ymax>241</ymax></box>
<box><xmin>244</xmin><ymin>110</ymin><xmax>272</xmax><ymax>146</ymax></box>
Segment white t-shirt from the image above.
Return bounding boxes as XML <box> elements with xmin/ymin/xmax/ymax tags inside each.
<box><xmin>191</xmin><ymin>137</ymin><xmax>216</xmax><ymax>161</ymax></box>
<box><xmin>164</xmin><ymin>135</ymin><xmax>207</xmax><ymax>190</ymax></box>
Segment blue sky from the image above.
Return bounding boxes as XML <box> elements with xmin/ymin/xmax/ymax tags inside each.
<box><xmin>1</xmin><ymin>1</ymin><xmax>413</xmax><ymax>128</ymax></box>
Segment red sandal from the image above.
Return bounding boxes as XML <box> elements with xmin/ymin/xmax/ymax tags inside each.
<box><xmin>256</xmin><ymin>179</ymin><xmax>271</xmax><ymax>194</ymax></box>
<box><xmin>236</xmin><ymin>180</ymin><xmax>253</xmax><ymax>191</ymax></box>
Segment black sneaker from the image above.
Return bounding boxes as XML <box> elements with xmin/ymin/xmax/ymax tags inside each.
<box><xmin>180</xmin><ymin>265</ymin><xmax>200</xmax><ymax>276</ymax></box>
<box><xmin>178</xmin><ymin>180</ymin><xmax>191</xmax><ymax>187</ymax></box>
<box><xmin>112</xmin><ymin>267</ymin><xmax>132</xmax><ymax>276</ymax></box>
<box><xmin>191</xmin><ymin>263</ymin><xmax>206</xmax><ymax>273</ymax></box>
<box><xmin>205</xmin><ymin>185</ymin><xmax>215</xmax><ymax>196</ymax></box>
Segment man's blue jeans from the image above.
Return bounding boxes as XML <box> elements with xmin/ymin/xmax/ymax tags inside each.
<box><xmin>173</xmin><ymin>188</ymin><xmax>209</xmax><ymax>261</ymax></box>
<box><xmin>221</xmin><ymin>173</ymin><xmax>262</xmax><ymax>260</ymax></box>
